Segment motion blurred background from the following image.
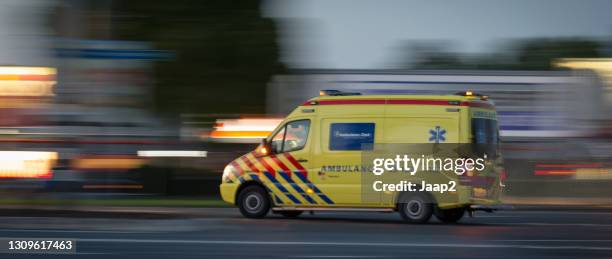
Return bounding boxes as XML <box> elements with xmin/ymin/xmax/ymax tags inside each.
<box><xmin>1</xmin><ymin>0</ymin><xmax>611</xmax><ymax>206</ymax></box>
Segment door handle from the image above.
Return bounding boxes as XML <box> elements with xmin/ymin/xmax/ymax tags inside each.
<box><xmin>296</xmin><ymin>159</ymin><xmax>308</xmax><ymax>163</ymax></box>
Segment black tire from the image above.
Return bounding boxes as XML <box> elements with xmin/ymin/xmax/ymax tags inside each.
<box><xmin>434</xmin><ymin>207</ymin><xmax>465</xmax><ymax>223</ymax></box>
<box><xmin>237</xmin><ymin>185</ymin><xmax>270</xmax><ymax>218</ymax></box>
<box><xmin>278</xmin><ymin>211</ymin><xmax>303</xmax><ymax>218</ymax></box>
<box><xmin>397</xmin><ymin>192</ymin><xmax>434</xmax><ymax>224</ymax></box>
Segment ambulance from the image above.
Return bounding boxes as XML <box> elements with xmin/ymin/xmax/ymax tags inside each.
<box><xmin>220</xmin><ymin>90</ymin><xmax>503</xmax><ymax>223</ymax></box>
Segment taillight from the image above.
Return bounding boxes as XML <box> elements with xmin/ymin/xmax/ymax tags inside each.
<box><xmin>500</xmin><ymin>170</ymin><xmax>507</xmax><ymax>187</ymax></box>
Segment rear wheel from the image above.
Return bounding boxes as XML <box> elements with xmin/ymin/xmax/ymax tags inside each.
<box><xmin>237</xmin><ymin>185</ymin><xmax>270</xmax><ymax>218</ymax></box>
<box><xmin>434</xmin><ymin>207</ymin><xmax>465</xmax><ymax>223</ymax></box>
<box><xmin>398</xmin><ymin>192</ymin><xmax>433</xmax><ymax>223</ymax></box>
<box><xmin>278</xmin><ymin>211</ymin><xmax>303</xmax><ymax>218</ymax></box>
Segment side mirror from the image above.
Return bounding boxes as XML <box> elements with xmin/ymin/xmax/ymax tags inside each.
<box><xmin>257</xmin><ymin>138</ymin><xmax>271</xmax><ymax>156</ymax></box>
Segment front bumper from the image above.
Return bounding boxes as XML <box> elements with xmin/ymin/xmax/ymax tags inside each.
<box><xmin>220</xmin><ymin>183</ymin><xmax>238</xmax><ymax>205</ymax></box>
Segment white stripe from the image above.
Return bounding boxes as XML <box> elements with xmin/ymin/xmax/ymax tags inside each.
<box><xmin>0</xmin><ymin>229</ymin><xmax>147</xmax><ymax>233</ymax></box>
<box><xmin>493</xmin><ymin>240</ymin><xmax>612</xmax><ymax>242</ymax></box>
<box><xmin>497</xmin><ymin>222</ymin><xmax>612</xmax><ymax>227</ymax></box>
<box><xmin>73</xmin><ymin>238</ymin><xmax>612</xmax><ymax>251</ymax></box>
<box><xmin>137</xmin><ymin>150</ymin><xmax>207</xmax><ymax>157</ymax></box>
<box><xmin>290</xmin><ymin>256</ymin><xmax>387</xmax><ymax>258</ymax></box>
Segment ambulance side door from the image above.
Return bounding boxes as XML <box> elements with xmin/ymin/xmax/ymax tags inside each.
<box><xmin>267</xmin><ymin>117</ymin><xmax>316</xmax><ymax>206</ymax></box>
<box><xmin>310</xmin><ymin>117</ymin><xmax>384</xmax><ymax>206</ymax></box>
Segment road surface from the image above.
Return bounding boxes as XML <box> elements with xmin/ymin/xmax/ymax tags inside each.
<box><xmin>1</xmin><ymin>208</ymin><xmax>611</xmax><ymax>258</ymax></box>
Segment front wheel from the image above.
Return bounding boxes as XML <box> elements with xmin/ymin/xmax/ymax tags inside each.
<box><xmin>398</xmin><ymin>192</ymin><xmax>434</xmax><ymax>224</ymax></box>
<box><xmin>237</xmin><ymin>185</ymin><xmax>270</xmax><ymax>218</ymax></box>
<box><xmin>434</xmin><ymin>207</ymin><xmax>465</xmax><ymax>223</ymax></box>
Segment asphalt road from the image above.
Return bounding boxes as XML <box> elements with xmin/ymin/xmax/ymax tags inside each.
<box><xmin>1</xmin><ymin>208</ymin><xmax>612</xmax><ymax>258</ymax></box>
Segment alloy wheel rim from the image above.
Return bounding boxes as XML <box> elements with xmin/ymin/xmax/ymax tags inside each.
<box><xmin>245</xmin><ymin>193</ymin><xmax>263</xmax><ymax>212</ymax></box>
<box><xmin>406</xmin><ymin>200</ymin><xmax>423</xmax><ymax>218</ymax></box>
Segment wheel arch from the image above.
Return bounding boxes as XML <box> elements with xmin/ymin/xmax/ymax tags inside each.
<box><xmin>234</xmin><ymin>180</ymin><xmax>270</xmax><ymax>205</ymax></box>
<box><xmin>394</xmin><ymin>186</ymin><xmax>437</xmax><ymax>211</ymax></box>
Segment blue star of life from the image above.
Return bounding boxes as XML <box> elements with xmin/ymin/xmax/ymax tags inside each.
<box><xmin>429</xmin><ymin>126</ymin><xmax>446</xmax><ymax>143</ymax></box>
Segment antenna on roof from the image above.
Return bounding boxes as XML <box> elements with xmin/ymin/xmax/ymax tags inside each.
<box><xmin>319</xmin><ymin>89</ymin><xmax>362</xmax><ymax>96</ymax></box>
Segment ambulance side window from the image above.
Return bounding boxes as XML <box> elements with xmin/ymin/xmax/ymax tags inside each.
<box><xmin>270</xmin><ymin>120</ymin><xmax>310</xmax><ymax>153</ymax></box>
<box><xmin>270</xmin><ymin>127</ymin><xmax>286</xmax><ymax>154</ymax></box>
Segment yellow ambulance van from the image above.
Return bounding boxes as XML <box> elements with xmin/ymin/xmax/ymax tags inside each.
<box><xmin>220</xmin><ymin>90</ymin><xmax>503</xmax><ymax>223</ymax></box>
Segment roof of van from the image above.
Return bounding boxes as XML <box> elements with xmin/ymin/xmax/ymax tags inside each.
<box><xmin>302</xmin><ymin>94</ymin><xmax>495</xmax><ymax>109</ymax></box>
<box><xmin>311</xmin><ymin>94</ymin><xmax>477</xmax><ymax>101</ymax></box>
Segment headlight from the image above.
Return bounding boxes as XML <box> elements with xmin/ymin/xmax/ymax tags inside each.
<box><xmin>222</xmin><ymin>164</ymin><xmax>236</xmax><ymax>183</ymax></box>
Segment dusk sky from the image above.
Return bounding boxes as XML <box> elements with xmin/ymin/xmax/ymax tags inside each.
<box><xmin>264</xmin><ymin>0</ymin><xmax>612</xmax><ymax>69</ymax></box>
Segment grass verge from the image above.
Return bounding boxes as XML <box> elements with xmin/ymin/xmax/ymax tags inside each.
<box><xmin>0</xmin><ymin>197</ymin><xmax>230</xmax><ymax>208</ymax></box>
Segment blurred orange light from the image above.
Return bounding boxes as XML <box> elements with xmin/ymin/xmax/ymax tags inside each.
<box><xmin>534</xmin><ymin>170</ymin><xmax>576</xmax><ymax>176</ymax></box>
<box><xmin>555</xmin><ymin>58</ymin><xmax>612</xmax><ymax>87</ymax></box>
<box><xmin>210</xmin><ymin>118</ymin><xmax>282</xmax><ymax>143</ymax></box>
<box><xmin>210</xmin><ymin>131</ymin><xmax>272</xmax><ymax>138</ymax></box>
<box><xmin>71</xmin><ymin>156</ymin><xmax>144</xmax><ymax>171</ymax></box>
<box><xmin>0</xmin><ymin>66</ymin><xmax>56</xmax><ymax>97</ymax></box>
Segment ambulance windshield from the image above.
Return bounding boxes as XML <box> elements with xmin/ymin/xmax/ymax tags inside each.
<box><xmin>472</xmin><ymin>118</ymin><xmax>499</xmax><ymax>157</ymax></box>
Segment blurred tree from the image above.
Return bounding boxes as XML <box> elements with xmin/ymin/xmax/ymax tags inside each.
<box><xmin>405</xmin><ymin>42</ymin><xmax>470</xmax><ymax>70</ymax></box>
<box><xmin>114</xmin><ymin>0</ymin><xmax>285</xmax><ymax>115</ymax></box>
<box><xmin>406</xmin><ymin>38</ymin><xmax>603</xmax><ymax>71</ymax></box>
<box><xmin>515</xmin><ymin>39</ymin><xmax>602</xmax><ymax>70</ymax></box>
<box><xmin>412</xmin><ymin>51</ymin><xmax>467</xmax><ymax>70</ymax></box>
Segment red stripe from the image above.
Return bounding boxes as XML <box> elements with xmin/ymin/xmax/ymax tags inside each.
<box><xmin>257</xmin><ymin>157</ymin><xmax>276</xmax><ymax>177</ymax></box>
<box><xmin>18</xmin><ymin>74</ymin><xmax>55</xmax><ymax>81</ymax></box>
<box><xmin>304</xmin><ymin>100</ymin><xmax>386</xmax><ymax>105</ymax></box>
<box><xmin>283</xmin><ymin>153</ymin><xmax>307</xmax><ymax>177</ymax></box>
<box><xmin>270</xmin><ymin>155</ymin><xmax>292</xmax><ymax>176</ymax></box>
<box><xmin>230</xmin><ymin>161</ymin><xmax>245</xmax><ymax>176</ymax></box>
<box><xmin>388</xmin><ymin>100</ymin><xmax>451</xmax><ymax>106</ymax></box>
<box><xmin>534</xmin><ymin>170</ymin><xmax>576</xmax><ymax>175</ymax></box>
<box><xmin>0</xmin><ymin>171</ymin><xmax>52</xmax><ymax>179</ymax></box>
<box><xmin>302</xmin><ymin>99</ymin><xmax>494</xmax><ymax>109</ymax></box>
<box><xmin>240</xmin><ymin>156</ymin><xmax>260</xmax><ymax>173</ymax></box>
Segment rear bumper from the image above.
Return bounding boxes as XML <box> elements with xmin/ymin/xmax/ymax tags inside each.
<box><xmin>436</xmin><ymin>185</ymin><xmax>502</xmax><ymax>209</ymax></box>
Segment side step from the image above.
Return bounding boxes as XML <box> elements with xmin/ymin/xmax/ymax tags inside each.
<box><xmin>272</xmin><ymin>207</ymin><xmax>395</xmax><ymax>212</ymax></box>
